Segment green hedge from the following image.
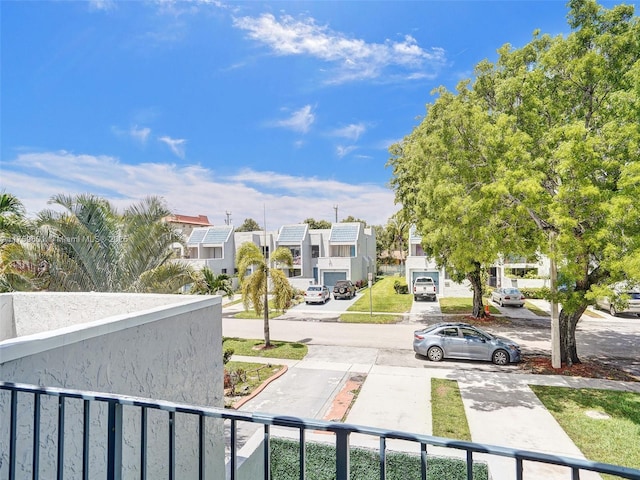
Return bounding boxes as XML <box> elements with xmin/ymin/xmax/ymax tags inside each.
<box><xmin>270</xmin><ymin>438</ymin><xmax>488</xmax><ymax>480</ymax></box>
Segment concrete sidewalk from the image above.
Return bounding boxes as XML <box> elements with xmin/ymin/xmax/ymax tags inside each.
<box><xmin>230</xmin><ymin>344</ymin><xmax>640</xmax><ymax>479</ymax></box>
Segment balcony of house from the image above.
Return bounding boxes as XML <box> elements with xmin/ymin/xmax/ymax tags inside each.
<box><xmin>3</xmin><ymin>380</ymin><xmax>638</xmax><ymax>480</ymax></box>
<box><xmin>0</xmin><ymin>291</ymin><xmax>224</xmax><ymax>479</ymax></box>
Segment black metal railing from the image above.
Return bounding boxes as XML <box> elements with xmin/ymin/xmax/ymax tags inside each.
<box><xmin>2</xmin><ymin>381</ymin><xmax>639</xmax><ymax>480</ymax></box>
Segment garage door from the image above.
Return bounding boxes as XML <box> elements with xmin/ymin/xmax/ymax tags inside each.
<box><xmin>323</xmin><ymin>272</ymin><xmax>347</xmax><ymax>288</ymax></box>
<box><xmin>412</xmin><ymin>271</ymin><xmax>439</xmax><ymax>289</ymax></box>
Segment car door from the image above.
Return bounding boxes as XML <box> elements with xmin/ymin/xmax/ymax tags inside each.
<box><xmin>460</xmin><ymin>327</ymin><xmax>490</xmax><ymax>360</ymax></box>
<box><xmin>439</xmin><ymin>327</ymin><xmax>465</xmax><ymax>357</ymax></box>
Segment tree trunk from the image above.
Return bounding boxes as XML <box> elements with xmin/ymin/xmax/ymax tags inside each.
<box><xmin>263</xmin><ymin>268</ymin><xmax>271</xmax><ymax>347</ymax></box>
<box><xmin>558</xmin><ymin>306</ymin><xmax>585</xmax><ymax>366</ymax></box>
<box><xmin>467</xmin><ymin>263</ymin><xmax>487</xmax><ymax>318</ymax></box>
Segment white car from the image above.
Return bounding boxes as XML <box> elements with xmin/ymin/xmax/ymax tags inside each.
<box><xmin>491</xmin><ymin>287</ymin><xmax>525</xmax><ymax>307</ymax></box>
<box><xmin>596</xmin><ymin>291</ymin><xmax>640</xmax><ymax>316</ymax></box>
<box><xmin>304</xmin><ymin>285</ymin><xmax>331</xmax><ymax>304</ymax></box>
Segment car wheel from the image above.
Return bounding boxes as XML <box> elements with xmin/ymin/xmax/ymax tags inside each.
<box><xmin>610</xmin><ymin>305</ymin><xmax>617</xmax><ymax>316</ymax></box>
<box><xmin>414</xmin><ymin>295</ymin><xmax>418</xmax><ymax>301</ymax></box>
<box><xmin>427</xmin><ymin>346</ymin><xmax>444</xmax><ymax>362</ymax></box>
<box><xmin>305</xmin><ymin>301</ymin><xmax>309</xmax><ymax>305</ymax></box>
<box><xmin>492</xmin><ymin>349</ymin><xmax>509</xmax><ymax>366</ymax></box>
<box><xmin>499</xmin><ymin>299</ymin><xmax>504</xmax><ymax>307</ymax></box>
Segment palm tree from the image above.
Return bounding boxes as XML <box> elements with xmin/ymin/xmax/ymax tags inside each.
<box><xmin>35</xmin><ymin>194</ymin><xmax>193</xmax><ymax>293</ymax></box>
<box><xmin>191</xmin><ymin>267</ymin><xmax>234</xmax><ymax>297</ymax></box>
<box><xmin>235</xmin><ymin>242</ymin><xmax>293</xmax><ymax>347</ymax></box>
<box><xmin>0</xmin><ymin>192</ymin><xmax>41</xmax><ymax>292</ymax></box>
<box><xmin>0</xmin><ymin>191</ymin><xmax>29</xmax><ymax>243</ymax></box>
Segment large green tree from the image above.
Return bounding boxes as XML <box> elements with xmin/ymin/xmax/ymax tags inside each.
<box><xmin>235</xmin><ymin>218</ymin><xmax>262</xmax><ymax>232</ymax></box>
<box><xmin>303</xmin><ymin>218</ymin><xmax>332</xmax><ymax>229</ymax></box>
<box><xmin>34</xmin><ymin>194</ymin><xmax>193</xmax><ymax>293</ymax></box>
<box><xmin>389</xmin><ymin>0</ymin><xmax>640</xmax><ymax>363</ymax></box>
<box><xmin>235</xmin><ymin>242</ymin><xmax>294</xmax><ymax>347</ymax></box>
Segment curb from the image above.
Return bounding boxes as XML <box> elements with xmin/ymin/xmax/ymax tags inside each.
<box><xmin>231</xmin><ymin>364</ymin><xmax>289</xmax><ymax>409</ymax></box>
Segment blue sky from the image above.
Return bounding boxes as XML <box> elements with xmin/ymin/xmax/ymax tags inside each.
<box><xmin>2</xmin><ymin>0</ymin><xmax>635</xmax><ymax>228</ymax></box>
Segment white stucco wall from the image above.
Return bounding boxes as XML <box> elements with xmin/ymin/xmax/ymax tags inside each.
<box><xmin>0</xmin><ymin>293</ymin><xmax>225</xmax><ymax>480</ymax></box>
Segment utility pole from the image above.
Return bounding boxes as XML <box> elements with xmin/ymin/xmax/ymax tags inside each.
<box><xmin>333</xmin><ymin>204</ymin><xmax>338</xmax><ymax>223</ymax></box>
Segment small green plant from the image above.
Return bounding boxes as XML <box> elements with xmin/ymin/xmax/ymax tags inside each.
<box><xmin>393</xmin><ymin>279</ymin><xmax>409</xmax><ymax>294</ymax></box>
<box><xmin>223</xmin><ymin>347</ymin><xmax>234</xmax><ymax>365</ymax></box>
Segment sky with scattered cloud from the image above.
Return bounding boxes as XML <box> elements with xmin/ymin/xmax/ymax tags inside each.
<box><xmin>2</xmin><ymin>0</ymin><xmax>632</xmax><ymax>227</ymax></box>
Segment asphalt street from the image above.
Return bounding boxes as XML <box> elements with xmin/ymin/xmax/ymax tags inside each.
<box><xmin>222</xmin><ymin>295</ymin><xmax>640</xmax><ymax>378</ymax></box>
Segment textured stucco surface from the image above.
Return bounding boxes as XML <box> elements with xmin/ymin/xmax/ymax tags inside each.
<box><xmin>3</xmin><ymin>291</ymin><xmax>202</xmax><ymax>338</ymax></box>
<box><xmin>0</xmin><ymin>293</ymin><xmax>225</xmax><ymax>479</ymax></box>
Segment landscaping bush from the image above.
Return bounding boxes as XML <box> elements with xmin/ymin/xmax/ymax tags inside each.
<box><xmin>270</xmin><ymin>438</ymin><xmax>488</xmax><ymax>480</ymax></box>
<box><xmin>393</xmin><ymin>279</ymin><xmax>409</xmax><ymax>294</ymax></box>
<box><xmin>518</xmin><ymin>287</ymin><xmax>550</xmax><ymax>299</ymax></box>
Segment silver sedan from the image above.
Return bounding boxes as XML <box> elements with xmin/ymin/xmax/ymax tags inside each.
<box><xmin>491</xmin><ymin>287</ymin><xmax>525</xmax><ymax>307</ymax></box>
<box><xmin>413</xmin><ymin>322</ymin><xmax>521</xmax><ymax>365</ymax></box>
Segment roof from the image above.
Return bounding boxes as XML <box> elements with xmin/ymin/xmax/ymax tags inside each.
<box><xmin>329</xmin><ymin>223</ymin><xmax>360</xmax><ymax>243</ymax></box>
<box><xmin>277</xmin><ymin>224</ymin><xmax>308</xmax><ymax>244</ymax></box>
<box><xmin>165</xmin><ymin>214</ymin><xmax>211</xmax><ymax>226</ymax></box>
<box><xmin>187</xmin><ymin>226</ymin><xmax>232</xmax><ymax>245</ymax></box>
<box><xmin>409</xmin><ymin>225</ymin><xmax>422</xmax><ymax>243</ymax></box>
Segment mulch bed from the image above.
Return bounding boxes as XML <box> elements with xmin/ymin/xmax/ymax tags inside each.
<box><xmin>520</xmin><ymin>355</ymin><xmax>639</xmax><ymax>382</ymax></box>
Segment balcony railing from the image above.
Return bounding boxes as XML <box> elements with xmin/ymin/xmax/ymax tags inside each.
<box><xmin>2</xmin><ymin>381</ymin><xmax>639</xmax><ymax>480</ymax></box>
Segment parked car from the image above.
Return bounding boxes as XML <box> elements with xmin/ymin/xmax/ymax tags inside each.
<box><xmin>595</xmin><ymin>290</ymin><xmax>640</xmax><ymax>316</ymax></box>
<box><xmin>333</xmin><ymin>280</ymin><xmax>356</xmax><ymax>300</ymax></box>
<box><xmin>413</xmin><ymin>322</ymin><xmax>521</xmax><ymax>365</ymax></box>
<box><xmin>413</xmin><ymin>276</ymin><xmax>437</xmax><ymax>301</ymax></box>
<box><xmin>304</xmin><ymin>285</ymin><xmax>331</xmax><ymax>304</ymax></box>
<box><xmin>490</xmin><ymin>287</ymin><xmax>525</xmax><ymax>307</ymax></box>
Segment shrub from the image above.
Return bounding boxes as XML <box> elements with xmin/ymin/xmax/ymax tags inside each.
<box><xmin>270</xmin><ymin>438</ymin><xmax>488</xmax><ymax>480</ymax></box>
<box><xmin>519</xmin><ymin>287</ymin><xmax>550</xmax><ymax>299</ymax></box>
<box><xmin>223</xmin><ymin>347</ymin><xmax>234</xmax><ymax>365</ymax></box>
<box><xmin>393</xmin><ymin>279</ymin><xmax>409</xmax><ymax>294</ymax></box>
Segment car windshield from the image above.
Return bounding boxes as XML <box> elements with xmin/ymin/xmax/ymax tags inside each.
<box><xmin>504</xmin><ymin>288</ymin><xmax>520</xmax><ymax>294</ymax></box>
<box><xmin>307</xmin><ymin>287</ymin><xmax>321</xmax><ymax>291</ymax></box>
<box><xmin>415</xmin><ymin>278</ymin><xmax>432</xmax><ymax>283</ymax></box>
<box><xmin>628</xmin><ymin>292</ymin><xmax>640</xmax><ymax>300</ymax></box>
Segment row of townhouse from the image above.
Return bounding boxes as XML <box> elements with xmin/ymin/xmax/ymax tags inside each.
<box><xmin>404</xmin><ymin>227</ymin><xmax>552</xmax><ymax>297</ymax></box>
<box><xmin>170</xmin><ymin>218</ymin><xmax>376</xmax><ymax>291</ymax></box>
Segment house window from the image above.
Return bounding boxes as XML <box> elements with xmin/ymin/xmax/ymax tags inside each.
<box><xmin>311</xmin><ymin>245</ymin><xmax>320</xmax><ymax>258</ymax></box>
<box><xmin>222</xmin><ymin>268</ymin><xmax>227</xmax><ymax>274</ymax></box>
<box><xmin>331</xmin><ymin>245</ymin><xmax>354</xmax><ymax>257</ymax></box>
<box><xmin>289</xmin><ymin>247</ymin><xmax>301</xmax><ymax>265</ymax></box>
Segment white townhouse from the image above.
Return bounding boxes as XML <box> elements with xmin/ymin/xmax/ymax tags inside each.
<box><xmin>181</xmin><ymin>222</ymin><xmax>376</xmax><ymax>291</ymax></box>
<box><xmin>406</xmin><ymin>226</ymin><xmax>552</xmax><ymax>296</ymax></box>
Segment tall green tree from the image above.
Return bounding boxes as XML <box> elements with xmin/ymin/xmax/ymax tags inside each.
<box><xmin>235</xmin><ymin>242</ymin><xmax>293</xmax><ymax>347</ymax></box>
<box><xmin>35</xmin><ymin>194</ymin><xmax>193</xmax><ymax>293</ymax></box>
<box><xmin>303</xmin><ymin>218</ymin><xmax>332</xmax><ymax>229</ymax></box>
<box><xmin>235</xmin><ymin>218</ymin><xmax>262</xmax><ymax>232</ymax></box>
<box><xmin>0</xmin><ymin>191</ymin><xmax>30</xmax><ymax>242</ymax></box>
<box><xmin>389</xmin><ymin>0</ymin><xmax>640</xmax><ymax>363</ymax></box>
<box><xmin>0</xmin><ymin>192</ymin><xmax>40</xmax><ymax>292</ymax></box>
<box><xmin>191</xmin><ymin>267</ymin><xmax>234</xmax><ymax>297</ymax></box>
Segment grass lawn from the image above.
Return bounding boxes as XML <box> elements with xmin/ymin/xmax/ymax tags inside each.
<box><xmin>223</xmin><ymin>337</ymin><xmax>308</xmax><ymax>359</ymax></box>
<box><xmin>234</xmin><ymin>309</ymin><xmax>286</xmax><ymax>319</ymax></box>
<box><xmin>348</xmin><ymin>276</ymin><xmax>413</xmax><ymax>313</ymax></box>
<box><xmin>339</xmin><ymin>312</ymin><xmax>403</xmax><ymax>324</ymax></box>
<box><xmin>431</xmin><ymin>378</ymin><xmax>472</xmax><ymax>441</ymax></box>
<box><xmin>224</xmin><ymin>360</ymin><xmax>284</xmax><ymax>406</ymax></box>
<box><xmin>524</xmin><ymin>300</ymin><xmax>548</xmax><ymax>316</ymax></box>
<box><xmin>439</xmin><ymin>297</ymin><xmax>500</xmax><ymax>315</ymax></box>
<box><xmin>530</xmin><ymin>385</ymin><xmax>640</xmax><ymax>474</ymax></box>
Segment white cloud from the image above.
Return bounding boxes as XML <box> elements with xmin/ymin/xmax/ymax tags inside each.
<box><xmin>336</xmin><ymin>145</ymin><xmax>357</xmax><ymax>158</ymax></box>
<box><xmin>332</xmin><ymin>123</ymin><xmax>366</xmax><ymax>141</ymax></box>
<box><xmin>88</xmin><ymin>0</ymin><xmax>116</xmax><ymax>11</ymax></box>
<box><xmin>233</xmin><ymin>13</ymin><xmax>446</xmax><ymax>84</ymax></box>
<box><xmin>158</xmin><ymin>136</ymin><xmax>187</xmax><ymax>158</ymax></box>
<box><xmin>2</xmin><ymin>151</ymin><xmax>396</xmax><ymax>226</ymax></box>
<box><xmin>131</xmin><ymin>126</ymin><xmax>151</xmax><ymax>144</ymax></box>
<box><xmin>272</xmin><ymin>105</ymin><xmax>315</xmax><ymax>133</ymax></box>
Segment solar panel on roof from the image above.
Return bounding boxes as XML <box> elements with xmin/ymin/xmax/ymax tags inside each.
<box><xmin>202</xmin><ymin>227</ymin><xmax>232</xmax><ymax>245</ymax></box>
<box><xmin>329</xmin><ymin>224</ymin><xmax>359</xmax><ymax>243</ymax></box>
<box><xmin>187</xmin><ymin>228</ymin><xmax>207</xmax><ymax>245</ymax></box>
<box><xmin>278</xmin><ymin>225</ymin><xmax>307</xmax><ymax>243</ymax></box>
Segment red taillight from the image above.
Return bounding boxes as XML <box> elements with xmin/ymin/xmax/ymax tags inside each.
<box><xmin>504</xmin><ymin>296</ymin><xmax>511</xmax><ymax>300</ymax></box>
<box><xmin>521</xmin><ymin>295</ymin><xmax>525</xmax><ymax>300</ymax></box>
<box><xmin>415</xmin><ymin>334</ymin><xmax>424</xmax><ymax>340</ymax></box>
